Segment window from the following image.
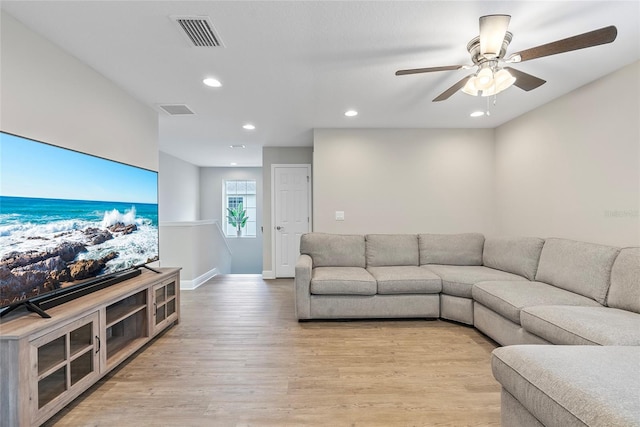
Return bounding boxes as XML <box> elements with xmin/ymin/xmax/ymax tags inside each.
<box><xmin>224</xmin><ymin>180</ymin><xmax>256</xmax><ymax>237</ymax></box>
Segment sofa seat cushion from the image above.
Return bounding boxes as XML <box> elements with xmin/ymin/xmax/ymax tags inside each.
<box><xmin>310</xmin><ymin>267</ymin><xmax>376</xmax><ymax>295</ymax></box>
<box><xmin>367</xmin><ymin>266</ymin><xmax>442</xmax><ymax>294</ymax></box>
<box><xmin>473</xmin><ymin>281</ymin><xmax>600</xmax><ymax>325</ymax></box>
<box><xmin>424</xmin><ymin>265</ymin><xmax>527</xmax><ymax>298</ymax></box>
<box><xmin>521</xmin><ymin>305</ymin><xmax>640</xmax><ymax>346</ymax></box>
<box><xmin>492</xmin><ymin>345</ymin><xmax>640</xmax><ymax>427</ymax></box>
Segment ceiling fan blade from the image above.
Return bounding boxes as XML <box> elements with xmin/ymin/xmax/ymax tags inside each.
<box><xmin>479</xmin><ymin>15</ymin><xmax>511</xmax><ymax>58</ymax></box>
<box><xmin>510</xmin><ymin>25</ymin><xmax>617</xmax><ymax>63</ymax></box>
<box><xmin>432</xmin><ymin>75</ymin><xmax>473</xmax><ymax>102</ymax></box>
<box><xmin>504</xmin><ymin>67</ymin><xmax>546</xmax><ymax>91</ymax></box>
<box><xmin>395</xmin><ymin>65</ymin><xmax>465</xmax><ymax>76</ymax></box>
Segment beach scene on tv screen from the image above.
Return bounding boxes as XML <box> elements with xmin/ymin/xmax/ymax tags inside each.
<box><xmin>0</xmin><ymin>133</ymin><xmax>159</xmax><ymax>307</ymax></box>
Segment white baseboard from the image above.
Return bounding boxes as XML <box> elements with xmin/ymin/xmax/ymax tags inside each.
<box><xmin>262</xmin><ymin>270</ymin><xmax>276</xmax><ymax>279</ymax></box>
<box><xmin>181</xmin><ymin>268</ymin><xmax>219</xmax><ymax>290</ymax></box>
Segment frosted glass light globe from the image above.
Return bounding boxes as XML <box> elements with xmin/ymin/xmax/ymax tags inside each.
<box><xmin>475</xmin><ymin>67</ymin><xmax>494</xmax><ymax>90</ymax></box>
<box><xmin>462</xmin><ymin>76</ymin><xmax>479</xmax><ymax>96</ymax></box>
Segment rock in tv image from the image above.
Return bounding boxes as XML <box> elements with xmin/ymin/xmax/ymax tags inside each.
<box><xmin>0</xmin><ymin>132</ymin><xmax>159</xmax><ymax>310</ymax></box>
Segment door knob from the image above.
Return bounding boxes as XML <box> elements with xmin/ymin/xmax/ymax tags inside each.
<box><xmin>276</xmin><ymin>226</ymin><xmax>283</xmax><ymax>231</ymax></box>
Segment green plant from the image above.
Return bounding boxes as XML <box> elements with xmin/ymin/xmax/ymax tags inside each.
<box><xmin>227</xmin><ymin>203</ymin><xmax>249</xmax><ymax>235</ymax></box>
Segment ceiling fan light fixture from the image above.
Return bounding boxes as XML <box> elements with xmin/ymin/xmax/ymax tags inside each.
<box><xmin>494</xmin><ymin>68</ymin><xmax>516</xmax><ymax>91</ymax></box>
<box><xmin>479</xmin><ymin>14</ymin><xmax>511</xmax><ymax>58</ymax></box>
<box><xmin>475</xmin><ymin>67</ymin><xmax>494</xmax><ymax>90</ymax></box>
<box><xmin>480</xmin><ymin>69</ymin><xmax>516</xmax><ymax>97</ymax></box>
<box><xmin>462</xmin><ymin>77</ymin><xmax>479</xmax><ymax>96</ymax></box>
<box><xmin>481</xmin><ymin>86</ymin><xmax>498</xmax><ymax>97</ymax></box>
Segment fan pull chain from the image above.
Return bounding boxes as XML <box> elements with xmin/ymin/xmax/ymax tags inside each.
<box><xmin>485</xmin><ymin>96</ymin><xmax>492</xmax><ymax>116</ymax></box>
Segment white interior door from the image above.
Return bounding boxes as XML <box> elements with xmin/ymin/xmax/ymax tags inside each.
<box><xmin>274</xmin><ymin>165</ymin><xmax>311</xmax><ymax>278</ymax></box>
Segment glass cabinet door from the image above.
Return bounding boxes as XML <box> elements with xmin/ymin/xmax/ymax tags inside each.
<box><xmin>30</xmin><ymin>311</ymin><xmax>100</xmax><ymax>422</ymax></box>
<box><xmin>152</xmin><ymin>279</ymin><xmax>179</xmax><ymax>334</ymax></box>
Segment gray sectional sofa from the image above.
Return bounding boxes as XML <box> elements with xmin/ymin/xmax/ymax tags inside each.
<box><xmin>294</xmin><ymin>232</ymin><xmax>640</xmax><ymax>426</ymax></box>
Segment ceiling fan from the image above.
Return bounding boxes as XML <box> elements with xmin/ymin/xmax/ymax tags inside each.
<box><xmin>396</xmin><ymin>15</ymin><xmax>617</xmax><ymax>102</ymax></box>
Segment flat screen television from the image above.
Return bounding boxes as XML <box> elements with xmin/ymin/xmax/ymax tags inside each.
<box><xmin>0</xmin><ymin>131</ymin><xmax>159</xmax><ymax>318</ymax></box>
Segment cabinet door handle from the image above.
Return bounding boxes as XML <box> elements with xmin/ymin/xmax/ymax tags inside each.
<box><xmin>95</xmin><ymin>335</ymin><xmax>101</xmax><ymax>354</ymax></box>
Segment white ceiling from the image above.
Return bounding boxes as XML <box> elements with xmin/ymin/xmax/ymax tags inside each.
<box><xmin>2</xmin><ymin>1</ymin><xmax>639</xmax><ymax>167</ymax></box>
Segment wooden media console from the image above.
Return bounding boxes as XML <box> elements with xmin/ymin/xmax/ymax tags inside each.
<box><xmin>0</xmin><ymin>268</ymin><xmax>180</xmax><ymax>427</ymax></box>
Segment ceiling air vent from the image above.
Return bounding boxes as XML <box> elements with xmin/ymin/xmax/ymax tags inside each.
<box><xmin>159</xmin><ymin>104</ymin><xmax>195</xmax><ymax>115</ymax></box>
<box><xmin>173</xmin><ymin>15</ymin><xmax>224</xmax><ymax>47</ymax></box>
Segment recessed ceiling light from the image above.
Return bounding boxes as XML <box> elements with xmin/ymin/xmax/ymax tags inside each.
<box><xmin>230</xmin><ymin>162</ymin><xmax>238</xmax><ymax>166</ymax></box>
<box><xmin>229</xmin><ymin>144</ymin><xmax>246</xmax><ymax>149</ymax></box>
<box><xmin>243</xmin><ymin>124</ymin><xmax>255</xmax><ymax>130</ymax></box>
<box><xmin>470</xmin><ymin>111</ymin><xmax>485</xmax><ymax>117</ymax></box>
<box><xmin>344</xmin><ymin>110</ymin><xmax>358</xmax><ymax>117</ymax></box>
<box><xmin>203</xmin><ymin>77</ymin><xmax>222</xmax><ymax>87</ymax></box>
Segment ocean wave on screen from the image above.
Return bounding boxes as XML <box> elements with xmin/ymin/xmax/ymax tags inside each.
<box><xmin>101</xmin><ymin>206</ymin><xmax>138</xmax><ymax>228</ymax></box>
<box><xmin>78</xmin><ymin>224</ymin><xmax>159</xmax><ymax>273</ymax></box>
<box><xmin>2</xmin><ymin>219</ymin><xmax>85</xmax><ymax>238</ymax></box>
<box><xmin>39</xmin><ymin>220</ymin><xmax>84</xmax><ymax>234</ymax></box>
<box><xmin>0</xmin><ymin>219</ymin><xmax>94</xmax><ymax>258</ymax></box>
<box><xmin>0</xmin><ymin>221</ymin><xmax>29</xmax><ymax>237</ymax></box>
<box><xmin>0</xmin><ymin>213</ymin><xmax>21</xmax><ymax>223</ymax></box>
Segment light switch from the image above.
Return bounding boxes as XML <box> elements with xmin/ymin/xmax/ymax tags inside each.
<box><xmin>335</xmin><ymin>211</ymin><xmax>345</xmax><ymax>221</ymax></box>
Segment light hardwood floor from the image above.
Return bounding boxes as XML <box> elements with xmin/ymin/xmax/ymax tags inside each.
<box><xmin>44</xmin><ymin>275</ymin><xmax>501</xmax><ymax>426</ymax></box>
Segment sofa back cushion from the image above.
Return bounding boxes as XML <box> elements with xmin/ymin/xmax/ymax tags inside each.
<box><xmin>365</xmin><ymin>234</ymin><xmax>419</xmax><ymax>267</ymax></box>
<box><xmin>300</xmin><ymin>233</ymin><xmax>366</xmax><ymax>267</ymax></box>
<box><xmin>535</xmin><ymin>238</ymin><xmax>619</xmax><ymax>305</ymax></box>
<box><xmin>418</xmin><ymin>233</ymin><xmax>484</xmax><ymax>266</ymax></box>
<box><xmin>607</xmin><ymin>247</ymin><xmax>640</xmax><ymax>313</ymax></box>
<box><xmin>483</xmin><ymin>236</ymin><xmax>545</xmax><ymax>280</ymax></box>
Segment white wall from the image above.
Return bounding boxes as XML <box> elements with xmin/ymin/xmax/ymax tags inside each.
<box><xmin>158</xmin><ymin>152</ymin><xmax>209</xmax><ymax>283</ymax></box>
<box><xmin>262</xmin><ymin>147</ymin><xmax>314</xmax><ymax>274</ymax></box>
<box><xmin>200</xmin><ymin>167</ymin><xmax>263</xmax><ymax>274</ymax></box>
<box><xmin>159</xmin><ymin>220</ymin><xmax>231</xmax><ymax>289</ymax></box>
<box><xmin>495</xmin><ymin>61</ymin><xmax>640</xmax><ymax>247</ymax></box>
<box><xmin>313</xmin><ymin>129</ymin><xmax>496</xmax><ymax>235</ymax></box>
<box><xmin>0</xmin><ymin>11</ymin><xmax>158</xmax><ymax>170</ymax></box>
<box><xmin>1</xmin><ymin>10</ymin><xmax>167</xmax><ymax>275</ymax></box>
<box><xmin>159</xmin><ymin>151</ymin><xmax>200</xmax><ymax>222</ymax></box>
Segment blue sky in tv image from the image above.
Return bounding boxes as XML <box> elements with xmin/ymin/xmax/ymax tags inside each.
<box><xmin>1</xmin><ymin>132</ymin><xmax>157</xmax><ymax>203</ymax></box>
<box><xmin>0</xmin><ymin>132</ymin><xmax>159</xmax><ymax>307</ymax></box>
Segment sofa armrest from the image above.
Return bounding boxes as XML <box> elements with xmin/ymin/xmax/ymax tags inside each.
<box><xmin>295</xmin><ymin>254</ymin><xmax>313</xmax><ymax>319</ymax></box>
